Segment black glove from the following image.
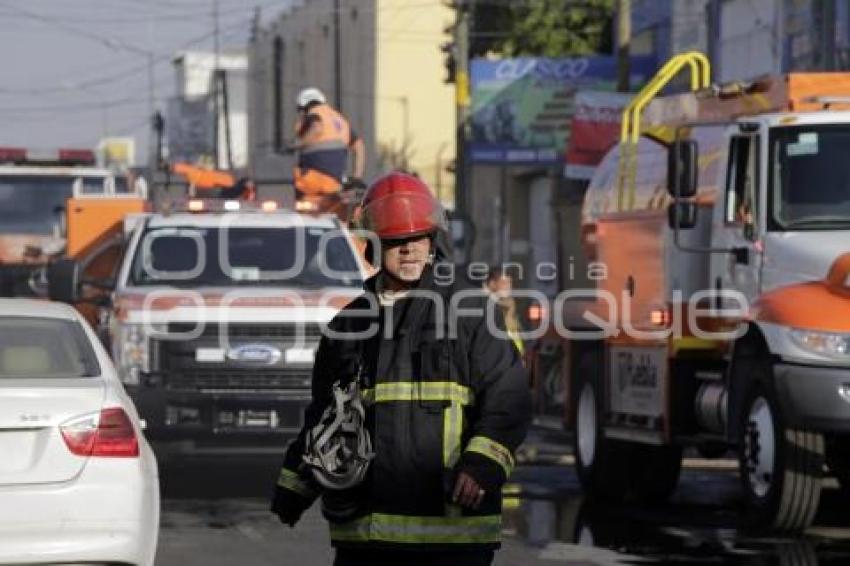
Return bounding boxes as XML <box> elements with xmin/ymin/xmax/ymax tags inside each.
<box><xmin>270</xmin><ymin>485</ymin><xmax>312</xmax><ymax>528</ymax></box>
<box><xmin>454</xmin><ymin>451</ymin><xmax>505</xmax><ymax>498</ymax></box>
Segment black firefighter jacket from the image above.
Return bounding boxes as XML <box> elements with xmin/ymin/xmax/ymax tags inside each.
<box><xmin>273</xmin><ymin>265</ymin><xmax>532</xmax><ymax>550</ymax></box>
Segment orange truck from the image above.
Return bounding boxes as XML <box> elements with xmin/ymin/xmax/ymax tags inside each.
<box><xmin>533</xmin><ymin>52</ymin><xmax>850</xmax><ymax>531</ymax></box>
<box><xmin>0</xmin><ymin>147</ymin><xmax>135</xmax><ymax>297</ymax></box>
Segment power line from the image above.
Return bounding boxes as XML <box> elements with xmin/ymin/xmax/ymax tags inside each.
<box><xmin>0</xmin><ymin>18</ymin><xmax>251</xmax><ymax>96</ymax></box>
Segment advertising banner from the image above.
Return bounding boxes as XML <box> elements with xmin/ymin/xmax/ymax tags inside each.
<box><xmin>469</xmin><ymin>55</ymin><xmax>655</xmax><ymax>165</ymax></box>
<box><xmin>564</xmin><ymin>91</ymin><xmax>631</xmax><ymax>180</ymax></box>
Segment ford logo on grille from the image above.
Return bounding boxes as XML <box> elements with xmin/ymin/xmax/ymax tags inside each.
<box><xmin>227</xmin><ymin>344</ymin><xmax>282</xmax><ymax>365</ymax></box>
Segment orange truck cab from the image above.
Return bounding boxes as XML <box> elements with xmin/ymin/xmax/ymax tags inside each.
<box><xmin>0</xmin><ymin>147</ymin><xmax>133</xmax><ymax>297</ymax></box>
<box><xmin>537</xmin><ymin>52</ymin><xmax>850</xmax><ymax>532</ymax></box>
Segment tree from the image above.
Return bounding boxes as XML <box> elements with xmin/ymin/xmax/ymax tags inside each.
<box><xmin>469</xmin><ymin>0</ymin><xmax>614</xmax><ymax>58</ymax></box>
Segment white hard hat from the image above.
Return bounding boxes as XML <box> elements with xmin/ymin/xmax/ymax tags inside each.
<box><xmin>296</xmin><ymin>87</ymin><xmax>327</xmax><ymax>109</ymax></box>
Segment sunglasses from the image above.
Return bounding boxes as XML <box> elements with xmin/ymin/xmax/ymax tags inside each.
<box><xmin>380</xmin><ymin>235</ymin><xmax>431</xmax><ymax>249</ymax></box>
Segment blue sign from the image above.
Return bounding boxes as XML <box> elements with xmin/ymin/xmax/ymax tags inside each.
<box><xmin>469</xmin><ymin>55</ymin><xmax>657</xmax><ymax>164</ymax></box>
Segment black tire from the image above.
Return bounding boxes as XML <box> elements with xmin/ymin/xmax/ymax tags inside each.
<box><xmin>571</xmin><ymin>351</ymin><xmax>632</xmax><ymax>502</ymax></box>
<box><xmin>827</xmin><ymin>436</ymin><xmax>850</xmax><ymax>493</ymax></box>
<box><xmin>631</xmin><ymin>444</ymin><xmax>683</xmax><ymax>503</ymax></box>
<box><xmin>737</xmin><ymin>358</ymin><xmax>824</xmax><ymax>532</ymax></box>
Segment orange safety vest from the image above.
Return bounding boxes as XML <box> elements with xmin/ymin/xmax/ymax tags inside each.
<box><xmin>293</xmin><ymin>104</ymin><xmax>352</xmax><ymax>195</ymax></box>
<box><xmin>294</xmin><ymin>104</ymin><xmax>351</xmax><ymax>154</ymax></box>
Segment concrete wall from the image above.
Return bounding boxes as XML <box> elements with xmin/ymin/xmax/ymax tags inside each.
<box><xmin>248</xmin><ymin>0</ymin><xmax>455</xmax><ymax>196</ymax></box>
<box><xmin>248</xmin><ymin>0</ymin><xmax>377</xmax><ymax>183</ymax></box>
<box><xmin>716</xmin><ymin>0</ymin><xmax>782</xmax><ymax>81</ymax></box>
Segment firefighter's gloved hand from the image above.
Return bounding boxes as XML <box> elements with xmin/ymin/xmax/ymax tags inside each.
<box><xmin>270</xmin><ymin>485</ymin><xmax>311</xmax><ymax>527</ymax></box>
<box><xmin>453</xmin><ymin>452</ymin><xmax>506</xmax><ymax>509</ymax></box>
<box><xmin>452</xmin><ymin>471</ymin><xmax>484</xmax><ymax>509</ymax></box>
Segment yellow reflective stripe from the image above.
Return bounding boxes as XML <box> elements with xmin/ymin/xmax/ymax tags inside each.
<box><xmin>277</xmin><ymin>468</ymin><xmax>317</xmax><ymax>499</ymax></box>
<box><xmin>330</xmin><ymin>513</ymin><xmax>501</xmax><ymax>544</ymax></box>
<box><xmin>361</xmin><ymin>381</ymin><xmax>473</xmax><ymax>405</ymax></box>
<box><xmin>466</xmin><ymin>436</ymin><xmax>515</xmax><ymax>477</ymax></box>
<box><xmin>443</xmin><ymin>401</ymin><xmax>463</xmax><ymax>468</ymax></box>
<box><xmin>508</xmin><ymin>330</ymin><xmax>524</xmax><ymax>355</ymax></box>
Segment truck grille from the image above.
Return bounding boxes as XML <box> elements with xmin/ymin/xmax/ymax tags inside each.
<box><xmin>153</xmin><ymin>322</ymin><xmax>321</xmax><ymax>392</ymax></box>
<box><xmin>167</xmin><ymin>322</ymin><xmax>324</xmax><ymax>340</ymax></box>
<box><xmin>165</xmin><ymin>370</ymin><xmax>312</xmax><ymax>392</ymax></box>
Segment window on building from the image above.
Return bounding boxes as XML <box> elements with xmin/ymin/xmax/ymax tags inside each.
<box><xmin>273</xmin><ymin>36</ymin><xmax>284</xmax><ymax>153</ymax></box>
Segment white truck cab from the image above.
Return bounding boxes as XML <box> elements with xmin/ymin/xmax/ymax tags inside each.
<box><xmin>547</xmin><ymin>53</ymin><xmax>850</xmax><ymax>532</ymax></box>
<box><xmin>51</xmin><ymin>197</ymin><xmax>367</xmax><ymax>459</ymax></box>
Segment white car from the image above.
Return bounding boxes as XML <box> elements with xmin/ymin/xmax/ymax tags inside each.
<box><xmin>0</xmin><ymin>299</ymin><xmax>159</xmax><ymax>566</ymax></box>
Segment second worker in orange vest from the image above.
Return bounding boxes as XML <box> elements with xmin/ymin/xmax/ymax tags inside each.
<box><xmin>292</xmin><ymin>87</ymin><xmax>366</xmax><ymax>197</ymax></box>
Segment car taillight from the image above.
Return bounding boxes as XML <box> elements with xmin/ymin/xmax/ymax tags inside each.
<box><xmin>60</xmin><ymin>407</ymin><xmax>139</xmax><ymax>458</ymax></box>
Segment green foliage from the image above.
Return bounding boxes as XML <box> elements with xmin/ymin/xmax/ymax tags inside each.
<box><xmin>470</xmin><ymin>0</ymin><xmax>614</xmax><ymax>58</ymax></box>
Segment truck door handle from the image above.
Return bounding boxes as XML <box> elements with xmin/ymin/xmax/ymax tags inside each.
<box><xmin>626</xmin><ymin>276</ymin><xmax>636</xmax><ymax>297</ymax></box>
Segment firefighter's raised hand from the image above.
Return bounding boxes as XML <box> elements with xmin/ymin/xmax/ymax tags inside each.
<box><xmin>452</xmin><ymin>471</ymin><xmax>485</xmax><ymax>509</ymax></box>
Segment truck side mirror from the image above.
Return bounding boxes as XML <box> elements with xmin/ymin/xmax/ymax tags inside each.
<box><xmin>668</xmin><ymin>202</ymin><xmax>697</xmax><ymax>230</ymax></box>
<box><xmin>47</xmin><ymin>258</ymin><xmax>80</xmax><ymax>303</ymax></box>
<box><xmin>667</xmin><ymin>140</ymin><xmax>698</xmax><ymax>199</ymax></box>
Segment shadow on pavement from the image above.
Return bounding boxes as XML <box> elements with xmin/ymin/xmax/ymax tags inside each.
<box><xmin>159</xmin><ymin>455</ymin><xmax>281</xmax><ymax>500</ymax></box>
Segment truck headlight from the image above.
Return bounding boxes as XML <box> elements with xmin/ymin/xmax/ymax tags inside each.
<box><xmin>114</xmin><ymin>323</ymin><xmax>164</xmax><ymax>385</ymax></box>
<box><xmin>790</xmin><ymin>329</ymin><xmax>850</xmax><ymax>359</ymax></box>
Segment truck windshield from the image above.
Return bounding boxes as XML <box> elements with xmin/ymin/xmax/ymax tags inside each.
<box><xmin>0</xmin><ymin>175</ymin><xmax>115</xmax><ymax>235</ymax></box>
<box><xmin>769</xmin><ymin>125</ymin><xmax>850</xmax><ymax>230</ymax></box>
<box><xmin>129</xmin><ymin>226</ymin><xmax>363</xmax><ymax>288</ymax></box>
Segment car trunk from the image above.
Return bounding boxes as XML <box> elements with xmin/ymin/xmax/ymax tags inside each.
<box><xmin>0</xmin><ymin>378</ymin><xmax>105</xmax><ymax>486</ymax></box>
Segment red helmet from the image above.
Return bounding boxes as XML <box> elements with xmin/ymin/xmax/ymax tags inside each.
<box><xmin>358</xmin><ymin>172</ymin><xmax>446</xmax><ymax>240</ymax></box>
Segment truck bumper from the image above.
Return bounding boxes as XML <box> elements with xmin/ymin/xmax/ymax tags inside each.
<box><xmin>774</xmin><ymin>362</ymin><xmax>850</xmax><ymax>433</ymax></box>
<box><xmin>127</xmin><ymin>384</ymin><xmax>309</xmax><ymax>455</ymax></box>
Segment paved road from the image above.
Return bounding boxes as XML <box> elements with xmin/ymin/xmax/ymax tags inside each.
<box><xmin>155</xmin><ymin>432</ymin><xmax>850</xmax><ymax>565</ymax></box>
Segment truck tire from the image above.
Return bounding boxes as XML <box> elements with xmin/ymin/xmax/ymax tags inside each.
<box><xmin>631</xmin><ymin>444</ymin><xmax>682</xmax><ymax>503</ymax></box>
<box><xmin>738</xmin><ymin>370</ymin><xmax>824</xmax><ymax>532</ymax></box>
<box><xmin>572</xmin><ymin>353</ymin><xmax>632</xmax><ymax>502</ymax></box>
<box><xmin>827</xmin><ymin>436</ymin><xmax>850</xmax><ymax>493</ymax></box>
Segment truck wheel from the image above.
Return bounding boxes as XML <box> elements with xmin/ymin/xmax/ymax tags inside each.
<box><xmin>738</xmin><ymin>377</ymin><xmax>824</xmax><ymax>531</ymax></box>
<box><xmin>631</xmin><ymin>444</ymin><xmax>682</xmax><ymax>503</ymax></box>
<box><xmin>572</xmin><ymin>354</ymin><xmax>632</xmax><ymax>502</ymax></box>
<box><xmin>827</xmin><ymin>436</ymin><xmax>850</xmax><ymax>493</ymax></box>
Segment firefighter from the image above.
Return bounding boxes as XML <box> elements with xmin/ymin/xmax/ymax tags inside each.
<box><xmin>271</xmin><ymin>172</ymin><xmax>532</xmax><ymax>565</ymax></box>
<box><xmin>292</xmin><ymin>87</ymin><xmax>366</xmax><ymax>198</ymax></box>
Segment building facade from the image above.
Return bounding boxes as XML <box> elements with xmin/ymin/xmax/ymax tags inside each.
<box><xmin>248</xmin><ymin>0</ymin><xmax>455</xmax><ymax>200</ymax></box>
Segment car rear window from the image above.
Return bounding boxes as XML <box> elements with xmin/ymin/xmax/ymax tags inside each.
<box><xmin>0</xmin><ymin>317</ymin><xmax>100</xmax><ymax>378</ymax></box>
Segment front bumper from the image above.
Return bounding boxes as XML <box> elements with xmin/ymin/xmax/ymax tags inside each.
<box><xmin>774</xmin><ymin>362</ymin><xmax>850</xmax><ymax>432</ymax></box>
<box><xmin>128</xmin><ymin>382</ymin><xmax>310</xmax><ymax>454</ymax></box>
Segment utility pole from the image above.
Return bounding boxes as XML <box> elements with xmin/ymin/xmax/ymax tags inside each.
<box><xmin>212</xmin><ymin>0</ymin><xmax>221</xmax><ymax>168</ymax></box>
<box><xmin>334</xmin><ymin>0</ymin><xmax>342</xmax><ymax>109</ymax></box>
<box><xmin>455</xmin><ymin>0</ymin><xmax>471</xmax><ymax>214</ymax></box>
<box><xmin>616</xmin><ymin>0</ymin><xmax>631</xmax><ymax>92</ymax></box>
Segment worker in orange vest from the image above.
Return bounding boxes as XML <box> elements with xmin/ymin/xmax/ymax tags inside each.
<box><xmin>292</xmin><ymin>87</ymin><xmax>366</xmax><ymax>198</ymax></box>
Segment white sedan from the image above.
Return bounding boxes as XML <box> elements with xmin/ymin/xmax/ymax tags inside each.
<box><xmin>0</xmin><ymin>299</ymin><xmax>159</xmax><ymax>565</ymax></box>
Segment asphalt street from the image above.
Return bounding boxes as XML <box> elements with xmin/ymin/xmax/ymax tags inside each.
<box><xmin>154</xmin><ymin>430</ymin><xmax>850</xmax><ymax>566</ymax></box>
